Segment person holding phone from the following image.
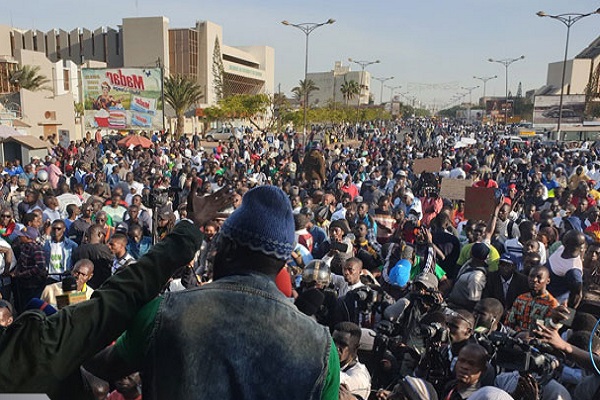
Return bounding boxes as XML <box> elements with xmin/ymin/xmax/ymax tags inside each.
<box><xmin>504</xmin><ymin>265</ymin><xmax>559</xmax><ymax>332</ymax></box>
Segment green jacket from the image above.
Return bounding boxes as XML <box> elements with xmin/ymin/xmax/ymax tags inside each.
<box><xmin>0</xmin><ymin>221</ymin><xmax>203</xmax><ymax>398</ymax></box>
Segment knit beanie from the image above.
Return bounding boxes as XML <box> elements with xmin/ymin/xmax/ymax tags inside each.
<box><xmin>220</xmin><ymin>186</ymin><xmax>295</xmax><ymax>261</ymax></box>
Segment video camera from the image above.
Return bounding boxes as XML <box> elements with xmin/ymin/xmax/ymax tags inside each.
<box><xmin>420</xmin><ymin>322</ymin><xmax>450</xmax><ymax>345</ymax></box>
<box><xmin>478</xmin><ymin>331</ymin><xmax>560</xmax><ymax>379</ymax></box>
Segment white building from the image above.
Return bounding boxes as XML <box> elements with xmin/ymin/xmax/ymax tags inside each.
<box><xmin>307</xmin><ymin>61</ymin><xmax>372</xmax><ymax>107</ymax></box>
<box><xmin>0</xmin><ymin>17</ymin><xmax>275</xmax><ymax>139</ymax></box>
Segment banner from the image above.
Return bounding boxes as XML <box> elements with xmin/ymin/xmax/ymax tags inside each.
<box><xmin>486</xmin><ymin>99</ymin><xmax>513</xmax><ymax>120</ymax></box>
<box><xmin>533</xmin><ymin>95</ymin><xmax>585</xmax><ymax>127</ymax></box>
<box><xmin>82</xmin><ymin>68</ymin><xmax>163</xmax><ymax>131</ymax></box>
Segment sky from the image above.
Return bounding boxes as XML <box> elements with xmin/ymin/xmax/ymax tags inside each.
<box><xmin>5</xmin><ymin>0</ymin><xmax>600</xmax><ymax>109</ymax></box>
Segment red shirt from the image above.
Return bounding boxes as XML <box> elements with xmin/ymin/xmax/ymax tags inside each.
<box><xmin>341</xmin><ymin>183</ymin><xmax>359</xmax><ymax>200</ymax></box>
<box><xmin>473</xmin><ymin>179</ymin><xmax>498</xmax><ymax>188</ymax></box>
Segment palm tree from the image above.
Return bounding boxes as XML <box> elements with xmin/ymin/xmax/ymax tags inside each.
<box><xmin>291</xmin><ymin>79</ymin><xmax>319</xmax><ymax>106</ymax></box>
<box><xmin>164</xmin><ymin>75</ymin><xmax>204</xmax><ymax>138</ymax></box>
<box><xmin>340</xmin><ymin>80</ymin><xmax>360</xmax><ymax>106</ymax></box>
<box><xmin>9</xmin><ymin>65</ymin><xmax>50</xmax><ymax>92</ymax></box>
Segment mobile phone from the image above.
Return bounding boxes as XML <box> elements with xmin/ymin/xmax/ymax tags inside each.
<box><xmin>561</xmin><ymin>307</ymin><xmax>576</xmax><ymax>328</ymax></box>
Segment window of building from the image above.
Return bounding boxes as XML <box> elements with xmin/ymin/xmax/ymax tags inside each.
<box><xmin>63</xmin><ymin>69</ymin><xmax>70</xmax><ymax>91</ymax></box>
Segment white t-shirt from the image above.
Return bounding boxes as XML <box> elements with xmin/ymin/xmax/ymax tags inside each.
<box><xmin>341</xmin><ymin>359</ymin><xmax>371</xmax><ymax>400</ymax></box>
<box><xmin>0</xmin><ymin>238</ymin><xmax>15</xmax><ymax>275</ymax></box>
<box><xmin>49</xmin><ymin>242</ymin><xmax>64</xmax><ymax>274</ymax></box>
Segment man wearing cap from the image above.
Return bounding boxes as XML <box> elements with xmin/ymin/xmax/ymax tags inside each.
<box><xmin>448</xmin><ymin>243</ymin><xmax>490</xmax><ymax>312</ymax></box>
<box><xmin>11</xmin><ymin>220</ymin><xmax>47</xmax><ymax>314</ymax></box>
<box><xmin>483</xmin><ymin>253</ymin><xmax>528</xmax><ymax>311</ymax></box>
<box><xmin>87</xmin><ymin>186</ymin><xmax>340</xmax><ymax>400</ymax></box>
<box><xmin>400</xmin><ymin>189</ymin><xmax>422</xmax><ymax>221</ymax></box>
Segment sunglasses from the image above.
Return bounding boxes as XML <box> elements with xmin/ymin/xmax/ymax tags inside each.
<box><xmin>1</xmin><ymin>215</ymin><xmax>11</xmax><ymax>218</ymax></box>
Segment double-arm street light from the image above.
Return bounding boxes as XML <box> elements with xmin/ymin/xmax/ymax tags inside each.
<box><xmin>461</xmin><ymin>86</ymin><xmax>480</xmax><ymax>122</ymax></box>
<box><xmin>473</xmin><ymin>75</ymin><xmax>497</xmax><ymax>104</ymax></box>
<box><xmin>348</xmin><ymin>58</ymin><xmax>380</xmax><ymax>108</ymax></box>
<box><xmin>488</xmin><ymin>56</ymin><xmax>525</xmax><ymax>125</ymax></box>
<box><xmin>385</xmin><ymin>85</ymin><xmax>402</xmax><ymax>104</ymax></box>
<box><xmin>537</xmin><ymin>8</ymin><xmax>600</xmax><ymax>134</ymax></box>
<box><xmin>373</xmin><ymin>76</ymin><xmax>394</xmax><ymax>104</ymax></box>
<box><xmin>282</xmin><ymin>18</ymin><xmax>335</xmax><ymax>143</ymax></box>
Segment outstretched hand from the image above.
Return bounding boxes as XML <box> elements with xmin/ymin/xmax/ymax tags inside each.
<box><xmin>187</xmin><ymin>181</ymin><xmax>235</xmax><ymax>228</ymax></box>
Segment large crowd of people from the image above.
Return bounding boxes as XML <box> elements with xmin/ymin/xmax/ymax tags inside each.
<box><xmin>1</xmin><ymin>119</ymin><xmax>600</xmax><ymax>399</ymax></box>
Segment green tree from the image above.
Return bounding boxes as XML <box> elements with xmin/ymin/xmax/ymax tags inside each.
<box><xmin>204</xmin><ymin>93</ymin><xmax>279</xmax><ymax>133</ymax></box>
<box><xmin>291</xmin><ymin>79</ymin><xmax>319</xmax><ymax>105</ymax></box>
<box><xmin>9</xmin><ymin>65</ymin><xmax>50</xmax><ymax>91</ymax></box>
<box><xmin>340</xmin><ymin>80</ymin><xmax>360</xmax><ymax>106</ymax></box>
<box><xmin>74</xmin><ymin>102</ymin><xmax>84</xmax><ymax>118</ymax></box>
<box><xmin>212</xmin><ymin>37</ymin><xmax>226</xmax><ymax>100</ymax></box>
<box><xmin>164</xmin><ymin>75</ymin><xmax>204</xmax><ymax>138</ymax></box>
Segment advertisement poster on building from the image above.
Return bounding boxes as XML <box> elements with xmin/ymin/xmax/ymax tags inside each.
<box><xmin>82</xmin><ymin>68</ymin><xmax>163</xmax><ymax>131</ymax></box>
<box><xmin>533</xmin><ymin>95</ymin><xmax>585</xmax><ymax>127</ymax></box>
<box><xmin>486</xmin><ymin>99</ymin><xmax>513</xmax><ymax>120</ymax></box>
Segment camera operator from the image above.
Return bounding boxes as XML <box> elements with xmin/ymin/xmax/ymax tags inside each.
<box><xmin>494</xmin><ymin>330</ymin><xmax>572</xmax><ymax>400</ymax></box>
<box><xmin>381</xmin><ymin>272</ymin><xmax>445</xmax><ymax>375</ymax></box>
<box><xmin>535</xmin><ymin>315</ymin><xmax>600</xmax><ymax>399</ymax></box>
<box><xmin>332</xmin><ymin>258</ymin><xmax>377</xmax><ymax>328</ymax></box>
<box><xmin>444</xmin><ymin>310</ymin><xmax>476</xmax><ymax>371</ymax></box>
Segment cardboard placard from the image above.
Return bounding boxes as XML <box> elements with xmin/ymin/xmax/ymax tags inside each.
<box><xmin>464</xmin><ymin>187</ymin><xmax>496</xmax><ymax>221</ymax></box>
<box><xmin>412</xmin><ymin>157</ymin><xmax>442</xmax><ymax>174</ymax></box>
<box><xmin>440</xmin><ymin>179</ymin><xmax>473</xmax><ymax>200</ymax></box>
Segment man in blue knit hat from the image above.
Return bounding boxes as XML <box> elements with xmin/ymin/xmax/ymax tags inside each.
<box><xmin>87</xmin><ymin>185</ymin><xmax>340</xmax><ymax>400</ymax></box>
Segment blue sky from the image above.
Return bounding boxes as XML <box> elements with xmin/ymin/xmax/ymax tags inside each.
<box><xmin>5</xmin><ymin>0</ymin><xmax>600</xmax><ymax>108</ymax></box>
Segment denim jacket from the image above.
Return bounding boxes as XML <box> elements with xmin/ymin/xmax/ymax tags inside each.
<box><xmin>43</xmin><ymin>238</ymin><xmax>78</xmax><ymax>275</ymax></box>
<box><xmin>145</xmin><ymin>273</ymin><xmax>332</xmax><ymax>400</ymax></box>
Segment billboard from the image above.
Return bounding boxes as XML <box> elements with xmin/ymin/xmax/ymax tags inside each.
<box><xmin>486</xmin><ymin>99</ymin><xmax>513</xmax><ymax>120</ymax></box>
<box><xmin>82</xmin><ymin>68</ymin><xmax>163</xmax><ymax>131</ymax></box>
<box><xmin>533</xmin><ymin>94</ymin><xmax>585</xmax><ymax>127</ymax></box>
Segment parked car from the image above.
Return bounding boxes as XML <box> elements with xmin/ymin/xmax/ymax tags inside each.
<box><xmin>204</xmin><ymin>126</ymin><xmax>242</xmax><ymax>142</ymax></box>
<box><xmin>542</xmin><ymin>107</ymin><xmax>579</xmax><ymax>119</ymax></box>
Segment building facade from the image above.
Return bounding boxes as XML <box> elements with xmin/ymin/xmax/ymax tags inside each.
<box><xmin>306</xmin><ymin>61</ymin><xmax>371</xmax><ymax>107</ymax></box>
<box><xmin>0</xmin><ymin>17</ymin><xmax>274</xmax><ymax>139</ymax></box>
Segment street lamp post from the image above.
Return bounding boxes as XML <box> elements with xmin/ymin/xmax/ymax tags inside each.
<box><xmin>348</xmin><ymin>58</ymin><xmax>380</xmax><ymax>122</ymax></box>
<box><xmin>461</xmin><ymin>86</ymin><xmax>480</xmax><ymax>122</ymax></box>
<box><xmin>385</xmin><ymin>85</ymin><xmax>402</xmax><ymax>103</ymax></box>
<box><xmin>282</xmin><ymin>18</ymin><xmax>335</xmax><ymax>145</ymax></box>
<box><xmin>488</xmin><ymin>56</ymin><xmax>525</xmax><ymax>125</ymax></box>
<box><xmin>373</xmin><ymin>76</ymin><xmax>394</xmax><ymax>104</ymax></box>
<box><xmin>473</xmin><ymin>75</ymin><xmax>497</xmax><ymax>105</ymax></box>
<box><xmin>537</xmin><ymin>8</ymin><xmax>600</xmax><ymax>135</ymax></box>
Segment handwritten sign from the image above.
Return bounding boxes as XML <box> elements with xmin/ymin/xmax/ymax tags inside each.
<box><xmin>464</xmin><ymin>187</ymin><xmax>496</xmax><ymax>221</ymax></box>
<box><xmin>412</xmin><ymin>157</ymin><xmax>442</xmax><ymax>174</ymax></box>
<box><xmin>440</xmin><ymin>179</ymin><xmax>473</xmax><ymax>200</ymax></box>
